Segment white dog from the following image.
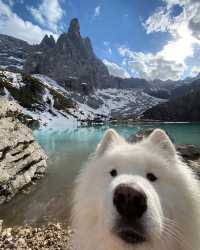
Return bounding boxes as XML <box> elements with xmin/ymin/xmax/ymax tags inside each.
<box><xmin>72</xmin><ymin>128</ymin><xmax>200</xmax><ymax>250</ymax></box>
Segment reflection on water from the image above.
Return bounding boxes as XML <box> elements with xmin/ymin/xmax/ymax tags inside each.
<box><xmin>0</xmin><ymin>123</ymin><xmax>200</xmax><ymax>227</ymax></box>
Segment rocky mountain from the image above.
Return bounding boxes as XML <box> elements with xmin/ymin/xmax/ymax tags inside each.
<box><xmin>1</xmin><ymin>18</ymin><xmax>200</xmax><ymax>95</ymax></box>
<box><xmin>0</xmin><ymin>70</ymin><xmax>164</xmax><ymax>127</ymax></box>
<box><xmin>0</xmin><ymin>34</ymin><xmax>31</xmax><ymax>71</ymax></box>
<box><xmin>109</xmin><ymin>76</ymin><xmax>149</xmax><ymax>89</ymax></box>
<box><xmin>0</xmin><ymin>70</ymin><xmax>98</xmax><ymax>128</ymax></box>
<box><xmin>170</xmin><ymin>78</ymin><xmax>200</xmax><ymax>99</ymax></box>
<box><xmin>142</xmin><ymin>89</ymin><xmax>200</xmax><ymax>122</ymax></box>
<box><xmin>1</xmin><ymin>18</ymin><xmax>200</xmax><ymax>124</ymax></box>
<box><xmin>24</xmin><ymin>18</ymin><xmax>110</xmax><ymax>90</ymax></box>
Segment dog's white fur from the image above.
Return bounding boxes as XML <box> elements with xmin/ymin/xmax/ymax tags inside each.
<box><xmin>72</xmin><ymin>129</ymin><xmax>200</xmax><ymax>250</ymax></box>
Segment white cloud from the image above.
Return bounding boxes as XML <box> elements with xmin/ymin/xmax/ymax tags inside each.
<box><xmin>118</xmin><ymin>47</ymin><xmax>186</xmax><ymax>81</ymax></box>
<box><xmin>103</xmin><ymin>41</ymin><xmax>112</xmax><ymax>55</ymax></box>
<box><xmin>160</xmin><ymin>25</ymin><xmax>197</xmax><ymax>63</ymax></box>
<box><xmin>146</xmin><ymin>0</ymin><xmax>200</xmax><ymax>41</ymax></box>
<box><xmin>190</xmin><ymin>66</ymin><xmax>200</xmax><ymax>77</ymax></box>
<box><xmin>120</xmin><ymin>0</ymin><xmax>200</xmax><ymax>81</ymax></box>
<box><xmin>144</xmin><ymin>7</ymin><xmax>174</xmax><ymax>35</ymax></box>
<box><xmin>0</xmin><ymin>0</ymin><xmax>58</xmax><ymax>44</ymax></box>
<box><xmin>107</xmin><ymin>48</ymin><xmax>112</xmax><ymax>55</ymax></box>
<box><xmin>144</xmin><ymin>10</ymin><xmax>196</xmax><ymax>62</ymax></box>
<box><xmin>103</xmin><ymin>59</ymin><xmax>130</xmax><ymax>79</ymax></box>
<box><xmin>103</xmin><ymin>41</ymin><xmax>110</xmax><ymax>46</ymax></box>
<box><xmin>94</xmin><ymin>5</ymin><xmax>101</xmax><ymax>17</ymax></box>
<box><xmin>28</xmin><ymin>0</ymin><xmax>64</xmax><ymax>32</ymax></box>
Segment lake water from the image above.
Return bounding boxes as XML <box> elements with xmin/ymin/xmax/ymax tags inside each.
<box><xmin>0</xmin><ymin>123</ymin><xmax>200</xmax><ymax>227</ymax></box>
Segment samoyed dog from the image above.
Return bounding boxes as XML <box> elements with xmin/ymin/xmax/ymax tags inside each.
<box><xmin>72</xmin><ymin>129</ymin><xmax>200</xmax><ymax>250</ymax></box>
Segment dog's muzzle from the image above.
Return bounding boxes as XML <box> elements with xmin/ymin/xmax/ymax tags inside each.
<box><xmin>112</xmin><ymin>184</ymin><xmax>147</xmax><ymax>244</ymax></box>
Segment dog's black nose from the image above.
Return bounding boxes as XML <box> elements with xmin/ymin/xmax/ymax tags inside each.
<box><xmin>113</xmin><ymin>184</ymin><xmax>147</xmax><ymax>219</ymax></box>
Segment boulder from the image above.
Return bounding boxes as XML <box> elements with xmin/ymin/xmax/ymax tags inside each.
<box><xmin>127</xmin><ymin>128</ymin><xmax>154</xmax><ymax>143</ymax></box>
<box><xmin>0</xmin><ymin>100</ymin><xmax>47</xmax><ymax>203</ymax></box>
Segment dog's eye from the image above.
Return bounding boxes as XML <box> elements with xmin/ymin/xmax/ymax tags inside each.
<box><xmin>110</xmin><ymin>169</ymin><xmax>117</xmax><ymax>177</ymax></box>
<box><xmin>146</xmin><ymin>173</ymin><xmax>158</xmax><ymax>182</ymax></box>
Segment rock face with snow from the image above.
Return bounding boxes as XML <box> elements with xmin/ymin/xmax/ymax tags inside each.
<box><xmin>0</xmin><ymin>34</ymin><xmax>31</xmax><ymax>71</ymax></box>
<box><xmin>74</xmin><ymin>88</ymin><xmax>165</xmax><ymax>120</ymax></box>
<box><xmin>0</xmin><ymin>70</ymin><xmax>166</xmax><ymax>126</ymax></box>
<box><xmin>0</xmin><ymin>100</ymin><xmax>47</xmax><ymax>204</ymax></box>
<box><xmin>24</xmin><ymin>18</ymin><xmax>110</xmax><ymax>90</ymax></box>
<box><xmin>0</xmin><ymin>70</ymin><xmax>81</xmax><ymax>128</ymax></box>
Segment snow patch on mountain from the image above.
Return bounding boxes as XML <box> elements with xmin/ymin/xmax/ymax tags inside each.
<box><xmin>3</xmin><ymin>71</ymin><xmax>24</xmax><ymax>89</ymax></box>
<box><xmin>0</xmin><ymin>70</ymin><xmax>166</xmax><ymax>130</ymax></box>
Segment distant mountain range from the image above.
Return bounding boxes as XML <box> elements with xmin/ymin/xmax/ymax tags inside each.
<box><xmin>0</xmin><ymin>18</ymin><xmax>200</xmax><ymax>123</ymax></box>
<box><xmin>1</xmin><ymin>18</ymin><xmax>197</xmax><ymax>93</ymax></box>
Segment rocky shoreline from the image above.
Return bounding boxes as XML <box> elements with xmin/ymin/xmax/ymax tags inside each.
<box><xmin>0</xmin><ymin>100</ymin><xmax>48</xmax><ymax>204</ymax></box>
<box><xmin>128</xmin><ymin>128</ymin><xmax>200</xmax><ymax>176</ymax></box>
<box><xmin>0</xmin><ymin>222</ymin><xmax>73</xmax><ymax>250</ymax></box>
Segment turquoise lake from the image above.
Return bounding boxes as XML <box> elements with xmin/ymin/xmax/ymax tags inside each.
<box><xmin>0</xmin><ymin>123</ymin><xmax>200</xmax><ymax>227</ymax></box>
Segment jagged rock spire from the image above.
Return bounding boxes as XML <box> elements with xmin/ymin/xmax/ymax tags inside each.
<box><xmin>40</xmin><ymin>34</ymin><xmax>55</xmax><ymax>48</ymax></box>
<box><xmin>68</xmin><ymin>18</ymin><xmax>80</xmax><ymax>37</ymax></box>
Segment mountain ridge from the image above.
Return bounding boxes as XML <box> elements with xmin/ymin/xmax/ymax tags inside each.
<box><xmin>1</xmin><ymin>18</ymin><xmax>199</xmax><ymax>93</ymax></box>
<box><xmin>0</xmin><ymin>18</ymin><xmax>200</xmax><ymax>124</ymax></box>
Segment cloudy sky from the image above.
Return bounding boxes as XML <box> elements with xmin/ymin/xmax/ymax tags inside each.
<box><xmin>0</xmin><ymin>0</ymin><xmax>200</xmax><ymax>81</ymax></box>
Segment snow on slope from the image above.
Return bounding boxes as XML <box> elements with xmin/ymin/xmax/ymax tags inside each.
<box><xmin>3</xmin><ymin>71</ymin><xmax>24</xmax><ymax>89</ymax></box>
<box><xmin>32</xmin><ymin>75</ymin><xmax>165</xmax><ymax>119</ymax></box>
<box><xmin>79</xmin><ymin>88</ymin><xmax>165</xmax><ymax>119</ymax></box>
<box><xmin>0</xmin><ymin>71</ymin><xmax>80</xmax><ymax>130</ymax></box>
<box><xmin>33</xmin><ymin>74</ymin><xmax>68</xmax><ymax>95</ymax></box>
<box><xmin>0</xmin><ymin>71</ymin><xmax>166</xmax><ymax>130</ymax></box>
<box><xmin>32</xmin><ymin>74</ymin><xmax>101</xmax><ymax>121</ymax></box>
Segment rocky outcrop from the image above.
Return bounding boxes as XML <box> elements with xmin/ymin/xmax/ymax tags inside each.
<box><xmin>24</xmin><ymin>18</ymin><xmax>110</xmax><ymax>91</ymax></box>
<box><xmin>128</xmin><ymin>128</ymin><xmax>200</xmax><ymax>176</ymax></box>
<box><xmin>0</xmin><ymin>100</ymin><xmax>22</xmax><ymax>118</ymax></box>
<box><xmin>0</xmin><ymin>34</ymin><xmax>31</xmax><ymax>71</ymax></box>
<box><xmin>0</xmin><ymin>100</ymin><xmax>47</xmax><ymax>204</ymax></box>
<box><xmin>40</xmin><ymin>35</ymin><xmax>56</xmax><ymax>49</ymax></box>
<box><xmin>0</xmin><ymin>70</ymin><xmax>80</xmax><ymax>128</ymax></box>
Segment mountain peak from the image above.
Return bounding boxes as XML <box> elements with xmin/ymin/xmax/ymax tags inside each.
<box><xmin>68</xmin><ymin>18</ymin><xmax>80</xmax><ymax>37</ymax></box>
<box><xmin>40</xmin><ymin>34</ymin><xmax>55</xmax><ymax>48</ymax></box>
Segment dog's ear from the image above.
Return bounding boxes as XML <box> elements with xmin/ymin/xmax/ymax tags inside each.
<box><xmin>96</xmin><ymin>129</ymin><xmax>125</xmax><ymax>156</ymax></box>
<box><xmin>147</xmin><ymin>129</ymin><xmax>176</xmax><ymax>157</ymax></box>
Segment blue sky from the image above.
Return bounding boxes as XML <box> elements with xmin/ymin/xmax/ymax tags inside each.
<box><xmin>1</xmin><ymin>0</ymin><xmax>200</xmax><ymax>81</ymax></box>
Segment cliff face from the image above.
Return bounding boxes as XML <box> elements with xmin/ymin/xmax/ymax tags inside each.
<box><xmin>0</xmin><ymin>34</ymin><xmax>31</xmax><ymax>71</ymax></box>
<box><xmin>0</xmin><ymin>101</ymin><xmax>47</xmax><ymax>204</ymax></box>
<box><xmin>24</xmin><ymin>18</ymin><xmax>110</xmax><ymax>90</ymax></box>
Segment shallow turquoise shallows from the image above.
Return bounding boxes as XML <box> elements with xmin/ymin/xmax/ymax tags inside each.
<box><xmin>0</xmin><ymin>123</ymin><xmax>200</xmax><ymax>227</ymax></box>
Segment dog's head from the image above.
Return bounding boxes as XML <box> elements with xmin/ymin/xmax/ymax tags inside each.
<box><xmin>73</xmin><ymin>128</ymin><xmax>197</xmax><ymax>249</ymax></box>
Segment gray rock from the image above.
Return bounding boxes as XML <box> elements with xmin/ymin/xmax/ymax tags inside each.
<box><xmin>24</xmin><ymin>18</ymin><xmax>110</xmax><ymax>91</ymax></box>
<box><xmin>40</xmin><ymin>34</ymin><xmax>56</xmax><ymax>49</ymax></box>
<box><xmin>0</xmin><ymin>100</ymin><xmax>22</xmax><ymax>119</ymax></box>
<box><xmin>127</xmin><ymin>128</ymin><xmax>154</xmax><ymax>143</ymax></box>
<box><xmin>0</xmin><ymin>34</ymin><xmax>31</xmax><ymax>72</ymax></box>
<box><xmin>0</xmin><ymin>100</ymin><xmax>47</xmax><ymax>203</ymax></box>
<box><xmin>176</xmin><ymin>144</ymin><xmax>200</xmax><ymax>161</ymax></box>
